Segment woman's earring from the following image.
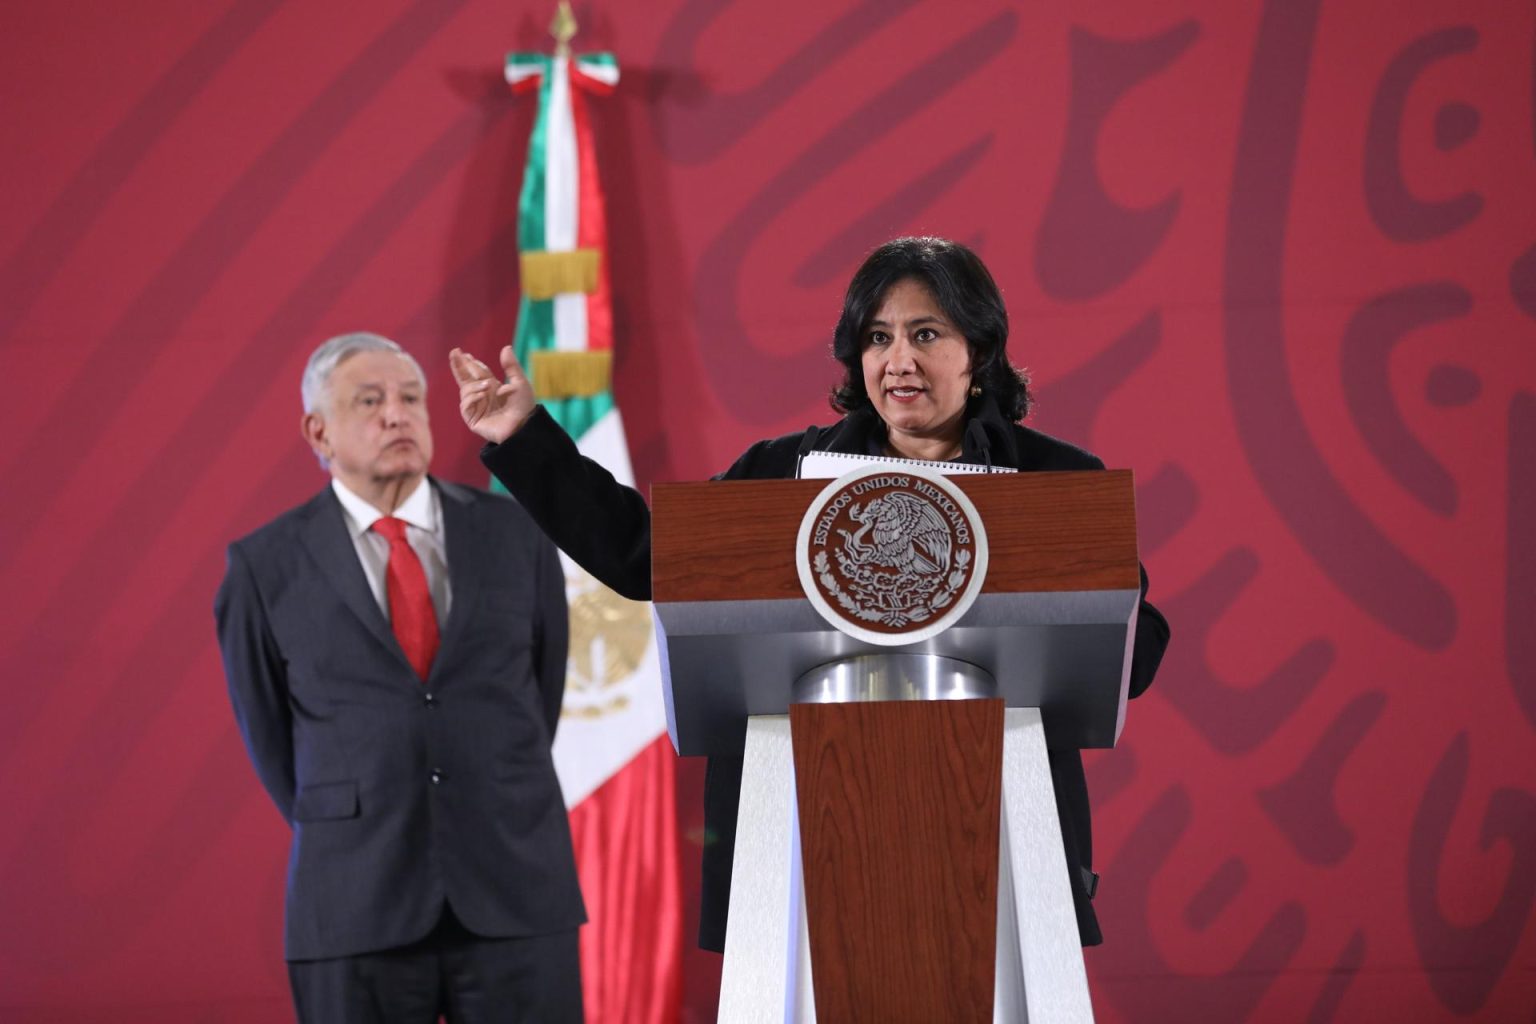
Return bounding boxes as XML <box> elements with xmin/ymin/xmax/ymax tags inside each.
<box><xmin>969</xmin><ymin>384</ymin><xmax>983</xmax><ymax>397</ymax></box>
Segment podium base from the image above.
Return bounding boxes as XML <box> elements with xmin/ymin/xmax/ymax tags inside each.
<box><xmin>718</xmin><ymin>663</ymin><xmax>1094</xmax><ymax>1022</ymax></box>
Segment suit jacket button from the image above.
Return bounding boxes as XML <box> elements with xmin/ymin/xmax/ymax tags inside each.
<box><xmin>430</xmin><ymin>769</ymin><xmax>444</xmax><ymax>785</ymax></box>
<box><xmin>423</xmin><ymin>692</ymin><xmax>437</xmax><ymax>707</ymax></box>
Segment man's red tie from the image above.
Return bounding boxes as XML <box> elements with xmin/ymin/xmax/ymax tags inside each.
<box><xmin>371</xmin><ymin>517</ymin><xmax>440</xmax><ymax>680</ymax></box>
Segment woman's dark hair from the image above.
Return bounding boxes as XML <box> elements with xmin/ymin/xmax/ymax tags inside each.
<box><xmin>830</xmin><ymin>236</ymin><xmax>1031</xmax><ymax>422</ymax></box>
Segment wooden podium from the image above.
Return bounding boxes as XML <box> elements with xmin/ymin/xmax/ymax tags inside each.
<box><xmin>652</xmin><ymin>470</ymin><xmax>1141</xmax><ymax>1023</ymax></box>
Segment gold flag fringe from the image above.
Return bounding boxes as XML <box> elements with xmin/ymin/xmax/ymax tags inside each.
<box><xmin>520</xmin><ymin>248</ymin><xmax>600</xmax><ymax>299</ymax></box>
<box><xmin>531</xmin><ymin>349</ymin><xmax>612</xmax><ymax>399</ymax></box>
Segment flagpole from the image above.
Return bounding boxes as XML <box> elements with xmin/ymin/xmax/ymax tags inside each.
<box><xmin>502</xmin><ymin>9</ymin><xmax>684</xmax><ymax>1021</ymax></box>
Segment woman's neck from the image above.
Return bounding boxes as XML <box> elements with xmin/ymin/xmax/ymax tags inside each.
<box><xmin>883</xmin><ymin>429</ymin><xmax>963</xmax><ymax>463</ymax></box>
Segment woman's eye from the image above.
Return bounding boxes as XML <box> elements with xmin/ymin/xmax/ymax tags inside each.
<box><xmin>868</xmin><ymin>332</ymin><xmax>890</xmax><ymax>346</ymax></box>
<box><xmin>915</xmin><ymin>328</ymin><xmax>937</xmax><ymax>343</ymax></box>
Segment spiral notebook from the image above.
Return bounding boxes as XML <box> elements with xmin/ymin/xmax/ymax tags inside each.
<box><xmin>796</xmin><ymin>450</ymin><xmax>1015</xmax><ymax>480</ymax></box>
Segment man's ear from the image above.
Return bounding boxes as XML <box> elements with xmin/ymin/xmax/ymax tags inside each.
<box><xmin>301</xmin><ymin>411</ymin><xmax>328</xmax><ymax>460</ymax></box>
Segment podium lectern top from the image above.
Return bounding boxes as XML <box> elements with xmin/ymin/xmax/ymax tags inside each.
<box><xmin>652</xmin><ymin>470</ymin><xmax>1141</xmax><ymax>756</ymax></box>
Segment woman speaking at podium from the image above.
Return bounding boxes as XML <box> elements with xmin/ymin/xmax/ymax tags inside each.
<box><xmin>451</xmin><ymin>236</ymin><xmax>1169</xmax><ymax>952</ymax></box>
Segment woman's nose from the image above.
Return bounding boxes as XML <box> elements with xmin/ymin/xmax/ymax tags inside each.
<box><xmin>884</xmin><ymin>337</ymin><xmax>917</xmax><ymax>373</ymax></box>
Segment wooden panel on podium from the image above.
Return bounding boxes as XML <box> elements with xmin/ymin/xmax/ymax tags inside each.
<box><xmin>653</xmin><ymin>470</ymin><xmax>1139</xmax><ymax>602</ymax></box>
<box><xmin>789</xmin><ymin>698</ymin><xmax>1005</xmax><ymax>1023</ymax></box>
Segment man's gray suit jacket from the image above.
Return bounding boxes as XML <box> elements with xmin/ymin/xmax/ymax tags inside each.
<box><xmin>215</xmin><ymin>477</ymin><xmax>585</xmax><ymax>961</ymax></box>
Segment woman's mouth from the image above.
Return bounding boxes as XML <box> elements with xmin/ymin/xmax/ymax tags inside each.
<box><xmin>886</xmin><ymin>386</ymin><xmax>924</xmax><ymax>401</ymax></box>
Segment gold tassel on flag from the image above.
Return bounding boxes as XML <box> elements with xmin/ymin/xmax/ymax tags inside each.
<box><xmin>530</xmin><ymin>349</ymin><xmax>612</xmax><ymax>399</ymax></box>
<box><xmin>520</xmin><ymin>248</ymin><xmax>601</xmax><ymax>300</ymax></box>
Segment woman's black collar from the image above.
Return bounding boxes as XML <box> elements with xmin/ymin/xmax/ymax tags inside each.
<box><xmin>812</xmin><ymin>397</ymin><xmax>1023</xmax><ymax>470</ymax></box>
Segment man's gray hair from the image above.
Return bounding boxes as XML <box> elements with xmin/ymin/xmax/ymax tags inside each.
<box><xmin>301</xmin><ymin>332</ymin><xmax>427</xmax><ymax>414</ymax></box>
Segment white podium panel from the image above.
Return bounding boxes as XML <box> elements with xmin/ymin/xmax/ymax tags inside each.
<box><xmin>719</xmin><ymin>708</ymin><xmax>1095</xmax><ymax>1022</ymax></box>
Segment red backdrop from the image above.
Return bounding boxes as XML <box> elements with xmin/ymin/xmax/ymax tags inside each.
<box><xmin>2</xmin><ymin>1</ymin><xmax>1533</xmax><ymax>1021</ymax></box>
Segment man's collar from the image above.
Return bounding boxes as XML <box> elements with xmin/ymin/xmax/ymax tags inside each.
<box><xmin>330</xmin><ymin>476</ymin><xmax>437</xmax><ymax>536</ymax></box>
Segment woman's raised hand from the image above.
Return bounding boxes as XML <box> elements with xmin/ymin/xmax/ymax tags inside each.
<box><xmin>448</xmin><ymin>345</ymin><xmax>536</xmax><ymax>445</ymax></box>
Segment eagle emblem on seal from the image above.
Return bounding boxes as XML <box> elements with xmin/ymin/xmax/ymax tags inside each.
<box><xmin>838</xmin><ymin>491</ymin><xmax>953</xmax><ymax>577</ymax></box>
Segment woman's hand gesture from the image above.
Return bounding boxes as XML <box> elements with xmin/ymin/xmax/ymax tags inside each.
<box><xmin>449</xmin><ymin>345</ymin><xmax>536</xmax><ymax>445</ymax></box>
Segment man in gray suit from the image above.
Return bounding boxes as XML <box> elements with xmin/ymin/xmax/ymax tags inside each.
<box><xmin>215</xmin><ymin>333</ymin><xmax>583</xmax><ymax>1023</ymax></box>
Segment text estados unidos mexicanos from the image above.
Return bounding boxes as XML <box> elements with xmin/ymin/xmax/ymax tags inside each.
<box><xmin>810</xmin><ymin>476</ymin><xmax>972</xmax><ymax>548</ymax></box>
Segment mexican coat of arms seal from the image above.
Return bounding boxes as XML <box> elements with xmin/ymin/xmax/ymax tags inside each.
<box><xmin>795</xmin><ymin>464</ymin><xmax>989</xmax><ymax>645</ymax></box>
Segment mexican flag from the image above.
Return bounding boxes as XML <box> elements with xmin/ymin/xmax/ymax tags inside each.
<box><xmin>506</xmin><ymin>41</ymin><xmax>682</xmax><ymax>1024</ymax></box>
